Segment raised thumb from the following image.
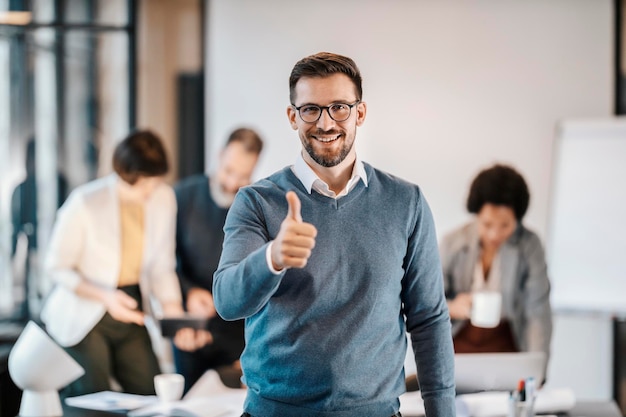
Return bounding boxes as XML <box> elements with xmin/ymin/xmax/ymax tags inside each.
<box><xmin>286</xmin><ymin>191</ymin><xmax>302</xmax><ymax>223</ymax></box>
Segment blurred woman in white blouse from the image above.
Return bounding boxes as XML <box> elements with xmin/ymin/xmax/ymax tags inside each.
<box><xmin>41</xmin><ymin>130</ymin><xmax>201</xmax><ymax>397</ymax></box>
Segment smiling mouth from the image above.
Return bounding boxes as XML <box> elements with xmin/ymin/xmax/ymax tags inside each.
<box><xmin>312</xmin><ymin>134</ymin><xmax>341</xmax><ymax>143</ymax></box>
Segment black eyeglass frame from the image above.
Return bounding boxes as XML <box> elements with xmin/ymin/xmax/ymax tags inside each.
<box><xmin>292</xmin><ymin>100</ymin><xmax>361</xmax><ymax>123</ymax></box>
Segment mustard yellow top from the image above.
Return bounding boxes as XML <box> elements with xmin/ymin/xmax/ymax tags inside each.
<box><xmin>118</xmin><ymin>200</ymin><xmax>144</xmax><ymax>287</ymax></box>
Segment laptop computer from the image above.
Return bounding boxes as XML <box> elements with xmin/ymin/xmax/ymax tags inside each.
<box><xmin>454</xmin><ymin>352</ymin><xmax>546</xmax><ymax>393</ymax></box>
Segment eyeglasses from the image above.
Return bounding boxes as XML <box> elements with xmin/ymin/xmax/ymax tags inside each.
<box><xmin>292</xmin><ymin>101</ymin><xmax>360</xmax><ymax>123</ymax></box>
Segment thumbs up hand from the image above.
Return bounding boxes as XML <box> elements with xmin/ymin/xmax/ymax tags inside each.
<box><xmin>271</xmin><ymin>191</ymin><xmax>317</xmax><ymax>270</ymax></box>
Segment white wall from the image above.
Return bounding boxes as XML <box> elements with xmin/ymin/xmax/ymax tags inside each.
<box><xmin>547</xmin><ymin>312</ymin><xmax>614</xmax><ymax>400</ymax></box>
<box><xmin>205</xmin><ymin>0</ymin><xmax>615</xmax><ymax>401</ymax></box>
<box><xmin>205</xmin><ymin>0</ymin><xmax>612</xmax><ymax>240</ymax></box>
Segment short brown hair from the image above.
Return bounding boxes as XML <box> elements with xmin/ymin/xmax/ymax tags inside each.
<box><xmin>112</xmin><ymin>130</ymin><xmax>169</xmax><ymax>185</ymax></box>
<box><xmin>289</xmin><ymin>52</ymin><xmax>363</xmax><ymax>105</ymax></box>
<box><xmin>224</xmin><ymin>127</ymin><xmax>264</xmax><ymax>155</ymax></box>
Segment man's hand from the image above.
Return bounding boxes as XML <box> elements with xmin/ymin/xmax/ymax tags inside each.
<box><xmin>271</xmin><ymin>191</ymin><xmax>317</xmax><ymax>270</ymax></box>
<box><xmin>447</xmin><ymin>292</ymin><xmax>473</xmax><ymax>320</ymax></box>
<box><xmin>173</xmin><ymin>328</ymin><xmax>213</xmax><ymax>352</ymax></box>
<box><xmin>102</xmin><ymin>289</ymin><xmax>145</xmax><ymax>325</ymax></box>
<box><xmin>187</xmin><ymin>287</ymin><xmax>217</xmax><ymax>318</ymax></box>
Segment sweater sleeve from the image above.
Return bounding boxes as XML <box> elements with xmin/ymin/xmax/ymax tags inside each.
<box><xmin>401</xmin><ymin>190</ymin><xmax>457</xmax><ymax>416</ymax></box>
<box><xmin>213</xmin><ymin>190</ymin><xmax>285</xmax><ymax>320</ymax></box>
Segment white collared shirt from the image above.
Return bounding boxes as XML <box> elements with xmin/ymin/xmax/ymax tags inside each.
<box><xmin>472</xmin><ymin>252</ymin><xmax>502</xmax><ymax>291</ymax></box>
<box><xmin>291</xmin><ymin>151</ymin><xmax>368</xmax><ymax>198</ymax></box>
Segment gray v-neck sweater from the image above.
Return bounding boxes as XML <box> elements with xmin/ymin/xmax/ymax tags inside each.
<box><xmin>214</xmin><ymin>163</ymin><xmax>455</xmax><ymax>417</ymax></box>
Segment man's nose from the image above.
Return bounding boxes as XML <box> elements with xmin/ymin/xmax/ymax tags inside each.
<box><xmin>316</xmin><ymin>108</ymin><xmax>337</xmax><ymax>130</ymax></box>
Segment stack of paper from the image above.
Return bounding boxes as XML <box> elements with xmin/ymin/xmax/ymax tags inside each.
<box><xmin>455</xmin><ymin>387</ymin><xmax>576</xmax><ymax>417</ymax></box>
<box><xmin>398</xmin><ymin>387</ymin><xmax>575</xmax><ymax>417</ymax></box>
<box><xmin>65</xmin><ymin>391</ymin><xmax>158</xmax><ymax>411</ymax></box>
<box><xmin>128</xmin><ymin>370</ymin><xmax>246</xmax><ymax>417</ymax></box>
<box><xmin>127</xmin><ymin>398</ymin><xmax>239</xmax><ymax>417</ymax></box>
<box><xmin>65</xmin><ymin>370</ymin><xmax>245</xmax><ymax>417</ymax></box>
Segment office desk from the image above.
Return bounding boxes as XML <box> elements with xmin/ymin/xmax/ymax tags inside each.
<box><xmin>568</xmin><ymin>401</ymin><xmax>623</xmax><ymax>416</ymax></box>
<box><xmin>62</xmin><ymin>401</ymin><xmax>623</xmax><ymax>417</ymax></box>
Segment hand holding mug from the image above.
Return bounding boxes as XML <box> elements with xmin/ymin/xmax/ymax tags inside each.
<box><xmin>448</xmin><ymin>292</ymin><xmax>472</xmax><ymax>320</ymax></box>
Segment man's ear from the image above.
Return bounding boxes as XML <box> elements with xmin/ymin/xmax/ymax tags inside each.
<box><xmin>287</xmin><ymin>106</ymin><xmax>298</xmax><ymax>130</ymax></box>
<box><xmin>356</xmin><ymin>101</ymin><xmax>367</xmax><ymax>127</ymax></box>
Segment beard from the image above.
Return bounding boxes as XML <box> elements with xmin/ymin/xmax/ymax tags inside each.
<box><xmin>209</xmin><ymin>175</ymin><xmax>237</xmax><ymax>208</ymax></box>
<box><xmin>302</xmin><ymin>129</ymin><xmax>354</xmax><ymax>168</ymax></box>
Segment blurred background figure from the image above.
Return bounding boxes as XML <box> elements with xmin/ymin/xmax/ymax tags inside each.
<box><xmin>11</xmin><ymin>139</ymin><xmax>68</xmax><ymax>255</ymax></box>
<box><xmin>406</xmin><ymin>164</ymin><xmax>552</xmax><ymax>392</ymax></box>
<box><xmin>441</xmin><ymin>164</ymin><xmax>552</xmax><ymax>357</ymax></box>
<box><xmin>10</xmin><ymin>139</ymin><xmax>68</xmax><ymax>320</ymax></box>
<box><xmin>173</xmin><ymin>127</ymin><xmax>263</xmax><ymax>392</ymax></box>
<box><xmin>39</xmin><ymin>130</ymin><xmax>199</xmax><ymax>397</ymax></box>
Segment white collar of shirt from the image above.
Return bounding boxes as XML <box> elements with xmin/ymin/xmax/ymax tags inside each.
<box><xmin>472</xmin><ymin>251</ymin><xmax>502</xmax><ymax>292</ymax></box>
<box><xmin>291</xmin><ymin>151</ymin><xmax>368</xmax><ymax>199</ymax></box>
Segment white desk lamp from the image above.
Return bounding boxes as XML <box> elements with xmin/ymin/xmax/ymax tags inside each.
<box><xmin>8</xmin><ymin>321</ymin><xmax>84</xmax><ymax>416</ymax></box>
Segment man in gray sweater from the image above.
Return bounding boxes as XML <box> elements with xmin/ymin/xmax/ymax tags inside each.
<box><xmin>214</xmin><ymin>52</ymin><xmax>456</xmax><ymax>417</ymax></box>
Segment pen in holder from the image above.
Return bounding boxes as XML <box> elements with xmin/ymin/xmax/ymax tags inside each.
<box><xmin>515</xmin><ymin>401</ymin><xmax>530</xmax><ymax>417</ymax></box>
<box><xmin>508</xmin><ymin>378</ymin><xmax>536</xmax><ymax>417</ymax></box>
<box><xmin>508</xmin><ymin>391</ymin><xmax>517</xmax><ymax>417</ymax></box>
<box><xmin>524</xmin><ymin>377</ymin><xmax>537</xmax><ymax>417</ymax></box>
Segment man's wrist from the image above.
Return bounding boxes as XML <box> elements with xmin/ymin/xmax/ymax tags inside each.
<box><xmin>266</xmin><ymin>242</ymin><xmax>283</xmax><ymax>274</ymax></box>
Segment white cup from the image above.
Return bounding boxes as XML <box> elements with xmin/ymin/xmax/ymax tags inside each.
<box><xmin>471</xmin><ymin>291</ymin><xmax>502</xmax><ymax>328</ymax></box>
<box><xmin>154</xmin><ymin>373</ymin><xmax>184</xmax><ymax>402</ymax></box>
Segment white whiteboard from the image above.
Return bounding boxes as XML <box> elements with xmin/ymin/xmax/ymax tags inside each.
<box><xmin>547</xmin><ymin>118</ymin><xmax>626</xmax><ymax>313</ymax></box>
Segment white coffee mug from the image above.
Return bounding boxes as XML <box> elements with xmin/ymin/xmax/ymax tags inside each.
<box><xmin>154</xmin><ymin>373</ymin><xmax>185</xmax><ymax>402</ymax></box>
<box><xmin>471</xmin><ymin>291</ymin><xmax>502</xmax><ymax>328</ymax></box>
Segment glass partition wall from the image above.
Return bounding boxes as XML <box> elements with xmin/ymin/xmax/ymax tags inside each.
<box><xmin>0</xmin><ymin>0</ymin><xmax>135</xmax><ymax>323</ymax></box>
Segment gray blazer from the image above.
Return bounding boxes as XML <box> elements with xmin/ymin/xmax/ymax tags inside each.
<box><xmin>440</xmin><ymin>221</ymin><xmax>552</xmax><ymax>360</ymax></box>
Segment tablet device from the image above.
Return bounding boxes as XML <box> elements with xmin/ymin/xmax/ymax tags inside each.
<box><xmin>159</xmin><ymin>315</ymin><xmax>208</xmax><ymax>338</ymax></box>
